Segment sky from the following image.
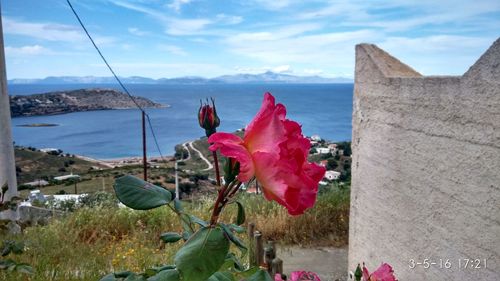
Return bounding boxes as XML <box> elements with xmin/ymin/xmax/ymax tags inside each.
<box><xmin>2</xmin><ymin>0</ymin><xmax>500</xmax><ymax>79</ymax></box>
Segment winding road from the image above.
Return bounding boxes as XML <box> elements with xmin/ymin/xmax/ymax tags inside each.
<box><xmin>183</xmin><ymin>141</ymin><xmax>213</xmax><ymax>171</ymax></box>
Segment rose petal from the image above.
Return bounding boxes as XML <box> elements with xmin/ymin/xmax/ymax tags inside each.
<box><xmin>244</xmin><ymin>92</ymin><xmax>287</xmax><ymax>154</ymax></box>
<box><xmin>371</xmin><ymin>263</ymin><xmax>397</xmax><ymax>281</ymax></box>
<box><xmin>252</xmin><ymin>151</ymin><xmax>287</xmax><ymax>206</ymax></box>
<box><xmin>208</xmin><ymin>132</ymin><xmax>255</xmax><ymax>182</ymax></box>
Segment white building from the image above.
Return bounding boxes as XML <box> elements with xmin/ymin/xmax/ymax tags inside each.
<box><xmin>40</xmin><ymin>148</ymin><xmax>59</xmax><ymax>153</ymax></box>
<box><xmin>316</xmin><ymin>147</ymin><xmax>331</xmax><ymax>154</ymax></box>
<box><xmin>324</xmin><ymin>170</ymin><xmax>341</xmax><ymax>181</ymax></box>
<box><xmin>24</xmin><ymin>180</ymin><xmax>49</xmax><ymax>187</ymax></box>
<box><xmin>328</xmin><ymin>144</ymin><xmax>338</xmax><ymax>153</ymax></box>
<box><xmin>310</xmin><ymin>135</ymin><xmax>322</xmax><ymax>141</ymax></box>
<box><xmin>54</xmin><ymin>174</ymin><xmax>80</xmax><ymax>181</ymax></box>
<box><xmin>28</xmin><ymin>190</ymin><xmax>46</xmax><ymax>203</ymax></box>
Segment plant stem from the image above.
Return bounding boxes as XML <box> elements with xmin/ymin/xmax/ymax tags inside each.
<box><xmin>226</xmin><ymin>182</ymin><xmax>242</xmax><ymax>199</ymax></box>
<box><xmin>212</xmin><ymin>151</ymin><xmax>221</xmax><ymax>187</ymax></box>
<box><xmin>209</xmin><ymin>181</ymin><xmax>236</xmax><ymax>226</ymax></box>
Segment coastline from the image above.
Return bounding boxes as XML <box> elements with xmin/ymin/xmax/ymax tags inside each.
<box><xmin>75</xmin><ymin>154</ymin><xmax>173</xmax><ymax>168</ymax></box>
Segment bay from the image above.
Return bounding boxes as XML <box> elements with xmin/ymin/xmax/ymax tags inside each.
<box><xmin>9</xmin><ymin>83</ymin><xmax>353</xmax><ymax>159</ymax></box>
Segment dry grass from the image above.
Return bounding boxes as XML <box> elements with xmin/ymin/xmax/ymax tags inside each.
<box><xmin>0</xmin><ymin>185</ymin><xmax>349</xmax><ymax>281</ymax></box>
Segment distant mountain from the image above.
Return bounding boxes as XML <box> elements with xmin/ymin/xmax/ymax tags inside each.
<box><xmin>8</xmin><ymin>72</ymin><xmax>352</xmax><ymax>85</ymax></box>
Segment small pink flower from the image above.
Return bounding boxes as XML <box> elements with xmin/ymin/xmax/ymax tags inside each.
<box><xmin>208</xmin><ymin>93</ymin><xmax>325</xmax><ymax>215</ymax></box>
<box><xmin>362</xmin><ymin>263</ymin><xmax>397</xmax><ymax>281</ymax></box>
<box><xmin>291</xmin><ymin>271</ymin><xmax>321</xmax><ymax>281</ymax></box>
<box><xmin>275</xmin><ymin>271</ymin><xmax>321</xmax><ymax>281</ymax></box>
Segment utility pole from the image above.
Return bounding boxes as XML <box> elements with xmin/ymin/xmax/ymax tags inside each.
<box><xmin>142</xmin><ymin>111</ymin><xmax>147</xmax><ymax>181</ymax></box>
<box><xmin>0</xmin><ymin>3</ymin><xmax>18</xmax><ymax>202</ymax></box>
<box><xmin>175</xmin><ymin>161</ymin><xmax>180</xmax><ymax>200</ymax></box>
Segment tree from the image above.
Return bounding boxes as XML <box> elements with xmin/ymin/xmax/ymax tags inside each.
<box><xmin>327</xmin><ymin>159</ymin><xmax>338</xmax><ymax>170</ymax></box>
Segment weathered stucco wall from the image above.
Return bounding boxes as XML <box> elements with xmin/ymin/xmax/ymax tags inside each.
<box><xmin>349</xmin><ymin>39</ymin><xmax>500</xmax><ymax>280</ymax></box>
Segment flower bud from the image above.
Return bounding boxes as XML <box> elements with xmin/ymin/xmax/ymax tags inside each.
<box><xmin>354</xmin><ymin>264</ymin><xmax>362</xmax><ymax>281</ymax></box>
<box><xmin>223</xmin><ymin>157</ymin><xmax>240</xmax><ymax>184</ymax></box>
<box><xmin>198</xmin><ymin>97</ymin><xmax>220</xmax><ymax>137</ymax></box>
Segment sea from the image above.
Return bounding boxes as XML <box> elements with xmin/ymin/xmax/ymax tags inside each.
<box><xmin>8</xmin><ymin>84</ymin><xmax>353</xmax><ymax>159</ymax></box>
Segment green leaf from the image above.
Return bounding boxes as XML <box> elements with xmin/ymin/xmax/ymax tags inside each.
<box><xmin>182</xmin><ymin>231</ymin><xmax>192</xmax><ymax>241</ymax></box>
<box><xmin>235</xmin><ymin>202</ymin><xmax>245</xmax><ymax>226</ymax></box>
<box><xmin>114</xmin><ymin>271</ymin><xmax>134</xmax><ymax>278</ymax></box>
<box><xmin>147</xmin><ymin>269</ymin><xmax>180</xmax><ymax>281</ymax></box>
<box><xmin>246</xmin><ymin>269</ymin><xmax>273</xmax><ymax>281</ymax></box>
<box><xmin>99</xmin><ymin>273</ymin><xmax>118</xmax><ymax>281</ymax></box>
<box><xmin>124</xmin><ymin>273</ymin><xmax>147</xmax><ymax>281</ymax></box>
<box><xmin>145</xmin><ymin>265</ymin><xmax>176</xmax><ymax>277</ymax></box>
<box><xmin>220</xmin><ymin>253</ymin><xmax>244</xmax><ymax>272</ymax></box>
<box><xmin>228</xmin><ymin>224</ymin><xmax>245</xmax><ymax>234</ymax></box>
<box><xmin>15</xmin><ymin>263</ymin><xmax>34</xmax><ymax>275</ymax></box>
<box><xmin>174</xmin><ymin>227</ymin><xmax>230</xmax><ymax>281</ymax></box>
<box><xmin>0</xmin><ymin>259</ymin><xmax>15</xmax><ymax>270</ymax></box>
<box><xmin>219</xmin><ymin>223</ymin><xmax>247</xmax><ymax>256</ymax></box>
<box><xmin>114</xmin><ymin>175</ymin><xmax>172</xmax><ymax>210</ymax></box>
<box><xmin>160</xmin><ymin>233</ymin><xmax>182</xmax><ymax>243</ymax></box>
<box><xmin>189</xmin><ymin>215</ymin><xmax>208</xmax><ymax>227</ymax></box>
<box><xmin>180</xmin><ymin>214</ymin><xmax>193</xmax><ymax>233</ymax></box>
<box><xmin>11</xmin><ymin>241</ymin><xmax>24</xmax><ymax>255</ymax></box>
<box><xmin>173</xmin><ymin>199</ymin><xmax>183</xmax><ymax>212</ymax></box>
<box><xmin>1</xmin><ymin>242</ymin><xmax>12</xmax><ymax>257</ymax></box>
<box><xmin>207</xmin><ymin>271</ymin><xmax>235</xmax><ymax>281</ymax></box>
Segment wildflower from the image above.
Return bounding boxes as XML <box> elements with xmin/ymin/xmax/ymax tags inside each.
<box><xmin>208</xmin><ymin>93</ymin><xmax>325</xmax><ymax>215</ymax></box>
<box><xmin>362</xmin><ymin>263</ymin><xmax>397</xmax><ymax>281</ymax></box>
<box><xmin>198</xmin><ymin>97</ymin><xmax>220</xmax><ymax>137</ymax></box>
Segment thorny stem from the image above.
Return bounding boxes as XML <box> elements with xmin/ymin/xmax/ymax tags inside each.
<box><xmin>226</xmin><ymin>182</ymin><xmax>242</xmax><ymax>200</ymax></box>
<box><xmin>212</xmin><ymin>151</ymin><xmax>221</xmax><ymax>187</ymax></box>
<box><xmin>209</xmin><ymin>180</ymin><xmax>240</xmax><ymax>226</ymax></box>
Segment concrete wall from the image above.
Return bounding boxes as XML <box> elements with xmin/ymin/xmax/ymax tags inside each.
<box><xmin>348</xmin><ymin>39</ymin><xmax>500</xmax><ymax>280</ymax></box>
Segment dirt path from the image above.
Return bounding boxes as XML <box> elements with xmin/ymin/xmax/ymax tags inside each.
<box><xmin>277</xmin><ymin>246</ymin><xmax>348</xmax><ymax>281</ymax></box>
<box><xmin>188</xmin><ymin>141</ymin><xmax>213</xmax><ymax>171</ymax></box>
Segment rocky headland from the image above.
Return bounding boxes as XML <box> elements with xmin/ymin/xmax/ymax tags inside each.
<box><xmin>10</xmin><ymin>88</ymin><xmax>165</xmax><ymax>117</ymax></box>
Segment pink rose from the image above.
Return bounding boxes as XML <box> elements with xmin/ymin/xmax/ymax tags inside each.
<box><xmin>362</xmin><ymin>263</ymin><xmax>397</xmax><ymax>281</ymax></box>
<box><xmin>275</xmin><ymin>271</ymin><xmax>321</xmax><ymax>281</ymax></box>
<box><xmin>208</xmin><ymin>93</ymin><xmax>325</xmax><ymax>215</ymax></box>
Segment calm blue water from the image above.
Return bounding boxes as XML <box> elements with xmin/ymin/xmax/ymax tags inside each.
<box><xmin>9</xmin><ymin>84</ymin><xmax>353</xmax><ymax>159</ymax></box>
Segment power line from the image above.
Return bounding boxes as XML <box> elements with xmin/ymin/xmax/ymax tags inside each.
<box><xmin>66</xmin><ymin>0</ymin><xmax>166</xmax><ymax>160</ymax></box>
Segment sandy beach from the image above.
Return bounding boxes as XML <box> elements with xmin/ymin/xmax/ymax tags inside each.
<box><xmin>75</xmin><ymin>154</ymin><xmax>172</xmax><ymax>168</ymax></box>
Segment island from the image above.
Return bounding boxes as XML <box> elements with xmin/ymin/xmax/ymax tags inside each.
<box><xmin>17</xmin><ymin>123</ymin><xmax>59</xmax><ymax>127</ymax></box>
<box><xmin>10</xmin><ymin>88</ymin><xmax>165</xmax><ymax>117</ymax></box>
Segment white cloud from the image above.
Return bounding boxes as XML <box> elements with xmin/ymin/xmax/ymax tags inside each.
<box><xmin>253</xmin><ymin>0</ymin><xmax>294</xmax><ymax>10</ymax></box>
<box><xmin>166</xmin><ymin>18</ymin><xmax>212</xmax><ymax>35</ymax></box>
<box><xmin>216</xmin><ymin>14</ymin><xmax>243</xmax><ymax>25</ymax></box>
<box><xmin>303</xmin><ymin>69</ymin><xmax>324</xmax><ymax>75</ymax></box>
<box><xmin>110</xmin><ymin>1</ymin><xmax>213</xmax><ymax>36</ymax></box>
<box><xmin>167</xmin><ymin>0</ymin><xmax>193</xmax><ymax>12</ymax></box>
<box><xmin>3</xmin><ymin>17</ymin><xmax>115</xmax><ymax>45</ymax></box>
<box><xmin>272</xmin><ymin>65</ymin><xmax>292</xmax><ymax>73</ymax></box>
<box><xmin>300</xmin><ymin>0</ymin><xmax>500</xmax><ymax>32</ymax></box>
<box><xmin>128</xmin><ymin>27</ymin><xmax>149</xmax><ymax>36</ymax></box>
<box><xmin>5</xmin><ymin>45</ymin><xmax>53</xmax><ymax>56</ymax></box>
<box><xmin>229</xmin><ymin>23</ymin><xmax>322</xmax><ymax>42</ymax></box>
<box><xmin>89</xmin><ymin>62</ymin><xmax>226</xmax><ymax>78</ymax></box>
<box><xmin>4</xmin><ymin>18</ymin><xmax>84</xmax><ymax>42</ymax></box>
<box><xmin>378</xmin><ymin>35</ymin><xmax>495</xmax><ymax>75</ymax></box>
<box><xmin>226</xmin><ymin>28</ymin><xmax>379</xmax><ymax>64</ymax></box>
<box><xmin>158</xmin><ymin>45</ymin><xmax>188</xmax><ymax>56</ymax></box>
<box><xmin>233</xmin><ymin>65</ymin><xmax>293</xmax><ymax>74</ymax></box>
